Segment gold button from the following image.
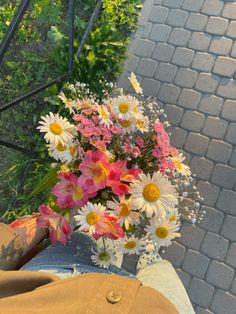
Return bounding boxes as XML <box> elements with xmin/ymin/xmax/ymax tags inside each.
<box><xmin>106</xmin><ymin>290</ymin><xmax>122</xmax><ymax>304</ymax></box>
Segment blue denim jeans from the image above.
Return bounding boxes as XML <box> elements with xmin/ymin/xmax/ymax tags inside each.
<box><xmin>21</xmin><ymin>232</ymin><xmax>134</xmax><ymax>278</ymax></box>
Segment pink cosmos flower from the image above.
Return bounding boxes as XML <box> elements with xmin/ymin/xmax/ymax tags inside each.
<box><xmin>79</xmin><ymin>150</ymin><xmax>110</xmax><ymax>190</ymax></box>
<box><xmin>93</xmin><ymin>215</ymin><xmax>125</xmax><ymax>240</ymax></box>
<box><xmin>52</xmin><ymin>172</ymin><xmax>88</xmax><ymax>208</ymax></box>
<box><xmin>37</xmin><ymin>205</ymin><xmax>71</xmax><ymax>245</ymax></box>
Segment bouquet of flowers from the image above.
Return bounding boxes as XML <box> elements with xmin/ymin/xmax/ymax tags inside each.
<box><xmin>36</xmin><ymin>74</ymin><xmax>202</xmax><ymax>269</ymax></box>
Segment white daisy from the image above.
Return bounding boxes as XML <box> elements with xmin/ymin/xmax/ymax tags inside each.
<box><xmin>128</xmin><ymin>72</ymin><xmax>143</xmax><ymax>94</ymax></box>
<box><xmin>136</xmin><ymin>113</ymin><xmax>149</xmax><ymax>133</ymax></box>
<box><xmin>47</xmin><ymin>141</ymin><xmax>77</xmax><ymax>164</ymax></box>
<box><xmin>74</xmin><ymin>202</ymin><xmax>106</xmax><ymax>235</ymax></box>
<box><xmin>166</xmin><ymin>208</ymin><xmax>181</xmax><ymax>225</ymax></box>
<box><xmin>91</xmin><ymin>247</ymin><xmax>116</xmax><ymax>269</ymax></box>
<box><xmin>96</xmin><ymin>105</ymin><xmax>113</xmax><ymax>127</ymax></box>
<box><xmin>37</xmin><ymin>112</ymin><xmax>75</xmax><ymax>145</ymax></box>
<box><xmin>106</xmin><ymin>196</ymin><xmax>140</xmax><ymax>230</ymax></box>
<box><xmin>145</xmin><ymin>215</ymin><xmax>180</xmax><ymax>248</ymax></box>
<box><xmin>111</xmin><ymin>95</ymin><xmax>139</xmax><ymax>119</ymax></box>
<box><xmin>130</xmin><ymin>172</ymin><xmax>178</xmax><ymax>218</ymax></box>
<box><xmin>172</xmin><ymin>153</ymin><xmax>191</xmax><ymax>176</ymax></box>
<box><xmin>118</xmin><ymin>119</ymin><xmax>136</xmax><ymax>134</ymax></box>
<box><xmin>115</xmin><ymin>236</ymin><xmax>144</xmax><ymax>255</ymax></box>
<box><xmin>58</xmin><ymin>91</ymin><xmax>75</xmax><ymax>114</ymax></box>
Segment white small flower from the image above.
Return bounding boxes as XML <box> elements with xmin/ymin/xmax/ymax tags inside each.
<box><xmin>115</xmin><ymin>236</ymin><xmax>144</xmax><ymax>255</ymax></box>
<box><xmin>145</xmin><ymin>215</ymin><xmax>180</xmax><ymax>248</ymax></box>
<box><xmin>166</xmin><ymin>208</ymin><xmax>181</xmax><ymax>225</ymax></box>
<box><xmin>136</xmin><ymin>113</ymin><xmax>149</xmax><ymax>133</ymax></box>
<box><xmin>74</xmin><ymin>202</ymin><xmax>106</xmax><ymax>235</ymax></box>
<box><xmin>128</xmin><ymin>72</ymin><xmax>143</xmax><ymax>94</ymax></box>
<box><xmin>172</xmin><ymin>153</ymin><xmax>191</xmax><ymax>176</ymax></box>
<box><xmin>130</xmin><ymin>172</ymin><xmax>178</xmax><ymax>218</ymax></box>
<box><xmin>37</xmin><ymin>112</ymin><xmax>75</xmax><ymax>145</ymax></box>
<box><xmin>47</xmin><ymin>141</ymin><xmax>77</xmax><ymax>163</ymax></box>
<box><xmin>111</xmin><ymin>95</ymin><xmax>139</xmax><ymax>119</ymax></box>
<box><xmin>96</xmin><ymin>105</ymin><xmax>113</xmax><ymax>127</ymax></box>
<box><xmin>91</xmin><ymin>247</ymin><xmax>116</xmax><ymax>269</ymax></box>
<box><xmin>58</xmin><ymin>92</ymin><xmax>75</xmax><ymax>114</ymax></box>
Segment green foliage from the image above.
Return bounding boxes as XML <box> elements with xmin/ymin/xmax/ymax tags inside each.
<box><xmin>0</xmin><ymin>0</ymin><xmax>142</xmax><ymax>222</ymax></box>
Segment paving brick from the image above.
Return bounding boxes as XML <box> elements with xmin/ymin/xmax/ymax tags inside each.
<box><xmin>201</xmin><ymin>0</ymin><xmax>224</xmax><ymax>16</ymax></box>
<box><xmin>226</xmin><ymin>243</ymin><xmax>236</xmax><ymax>268</ymax></box>
<box><xmin>182</xmin><ymin>249</ymin><xmax>210</xmax><ymax>278</ymax></box>
<box><xmin>164</xmin><ymin>104</ymin><xmax>183</xmax><ymax>125</ymax></box>
<box><xmin>222</xmin><ymin>3</ymin><xmax>236</xmax><ymax>19</ymax></box>
<box><xmin>182</xmin><ymin>0</ymin><xmax>204</xmax><ymax>12</ymax></box>
<box><xmin>206</xmin><ymin>260</ymin><xmax>234</xmax><ymax>290</ymax></box>
<box><xmin>154</xmin><ymin>0</ymin><xmax>162</xmax><ymax>3</ymax></box>
<box><xmin>201</xmin><ymin>232</ymin><xmax>229</xmax><ymax>260</ymax></box>
<box><xmin>175</xmin><ymin>268</ymin><xmax>191</xmax><ymax>289</ymax></box>
<box><xmin>226</xmin><ymin>123</ymin><xmax>236</xmax><ymax>144</ymax></box>
<box><xmin>161</xmin><ymin>241</ymin><xmax>186</xmax><ymax>267</ymax></box>
<box><xmin>162</xmin><ymin>0</ymin><xmax>183</xmax><ymax>8</ymax></box>
<box><xmin>231</xmin><ymin>42</ymin><xmax>236</xmax><ymax>58</ymax></box>
<box><xmin>192</xmin><ymin>52</ymin><xmax>215</xmax><ymax>72</ymax></box>
<box><xmin>141</xmin><ymin>22</ymin><xmax>153</xmax><ymax>39</ymax></box>
<box><xmin>221</xmin><ymin>215</ymin><xmax>236</xmax><ymax>242</ymax></box>
<box><xmin>148</xmin><ymin>6</ymin><xmax>169</xmax><ymax>23</ymax></box>
<box><xmin>211</xmin><ymin>291</ymin><xmax>236</xmax><ymax>314</ymax></box>
<box><xmin>181</xmin><ymin>111</ymin><xmax>205</xmax><ymax>132</ymax></box>
<box><xmin>205</xmin><ymin>17</ymin><xmax>228</xmax><ymax>36</ymax></box>
<box><xmin>202</xmin><ymin>117</ymin><xmax>228</xmax><ymax>139</ymax></box>
<box><xmin>175</xmin><ymin>68</ymin><xmax>198</xmax><ymax>88</ymax></box>
<box><xmin>178</xmin><ymin>88</ymin><xmax>201</xmax><ymax>109</ymax></box>
<box><xmin>185</xmin><ymin>13</ymin><xmax>208</xmax><ymax>31</ymax></box>
<box><xmin>217</xmin><ymin>79</ymin><xmax>236</xmax><ymax>100</ymax></box>
<box><xmin>136</xmin><ymin>58</ymin><xmax>158</xmax><ymax>77</ymax></box>
<box><xmin>141</xmin><ymin>78</ymin><xmax>161</xmax><ymax>97</ymax></box>
<box><xmin>166</xmin><ymin>9</ymin><xmax>188</xmax><ymax>27</ymax></box>
<box><xmin>212</xmin><ymin>164</ymin><xmax>236</xmax><ymax>189</ymax></box>
<box><xmin>231</xmin><ymin>276</ymin><xmax>236</xmax><ymax>296</ymax></box>
<box><xmin>158</xmin><ymin>83</ymin><xmax>180</xmax><ymax>104</ymax></box>
<box><xmin>222</xmin><ymin>100</ymin><xmax>236</xmax><ymax>122</ymax></box>
<box><xmin>195</xmin><ymin>73</ymin><xmax>220</xmax><ymax>94</ymax></box>
<box><xmin>185</xmin><ymin>133</ymin><xmax>209</xmax><ymax>155</ymax></box>
<box><xmin>188</xmin><ymin>32</ymin><xmax>211</xmax><ymax>51</ymax></box>
<box><xmin>188</xmin><ymin>277</ymin><xmax>214</xmax><ymax>307</ymax></box>
<box><xmin>209</xmin><ymin>37</ymin><xmax>233</xmax><ymax>56</ymax></box>
<box><xmin>230</xmin><ymin>147</ymin><xmax>236</xmax><ymax>167</ymax></box>
<box><xmin>217</xmin><ymin>189</ymin><xmax>236</xmax><ymax>216</ymax></box>
<box><xmin>168</xmin><ymin>28</ymin><xmax>191</xmax><ymax>47</ymax></box>
<box><xmin>169</xmin><ymin>127</ymin><xmax>187</xmax><ymax>148</ymax></box>
<box><xmin>213</xmin><ymin>57</ymin><xmax>236</xmax><ymax>78</ymax></box>
<box><xmin>195</xmin><ymin>307</ymin><xmax>214</xmax><ymax>314</ymax></box>
<box><xmin>207</xmin><ymin>140</ymin><xmax>232</xmax><ymax>163</ymax></box>
<box><xmin>127</xmin><ymin>56</ymin><xmax>139</xmax><ymax>72</ymax></box>
<box><xmin>171</xmin><ymin>47</ymin><xmax>194</xmax><ymax>67</ymax></box>
<box><xmin>135</xmin><ymin>39</ymin><xmax>155</xmax><ymax>58</ymax></box>
<box><xmin>178</xmin><ymin>222</ymin><xmax>205</xmax><ymax>250</ymax></box>
<box><xmin>199</xmin><ymin>95</ymin><xmax>223</xmax><ymax>116</ymax></box>
<box><xmin>199</xmin><ymin>205</ymin><xmax>224</xmax><ymax>233</ymax></box>
<box><xmin>155</xmin><ymin>62</ymin><xmax>177</xmax><ymax>82</ymax></box>
<box><xmin>226</xmin><ymin>21</ymin><xmax>236</xmax><ymax>39</ymax></box>
<box><xmin>152</xmin><ymin>43</ymin><xmax>175</xmax><ymax>62</ymax></box>
<box><xmin>149</xmin><ymin>24</ymin><xmax>171</xmax><ymax>42</ymax></box>
<box><xmin>190</xmin><ymin>157</ymin><xmax>213</xmax><ymax>180</ymax></box>
<box><xmin>196</xmin><ymin>182</ymin><xmax>220</xmax><ymax>207</ymax></box>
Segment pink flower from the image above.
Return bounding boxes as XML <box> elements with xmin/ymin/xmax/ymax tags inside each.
<box><xmin>135</xmin><ymin>136</ymin><xmax>145</xmax><ymax>148</ymax></box>
<box><xmin>52</xmin><ymin>172</ymin><xmax>88</xmax><ymax>208</ymax></box>
<box><xmin>37</xmin><ymin>205</ymin><xmax>71</xmax><ymax>245</ymax></box>
<box><xmin>93</xmin><ymin>215</ymin><xmax>125</xmax><ymax>240</ymax></box>
<box><xmin>110</xmin><ymin>125</ymin><xmax>122</xmax><ymax>134</ymax></box>
<box><xmin>79</xmin><ymin>150</ymin><xmax>110</xmax><ymax>190</ymax></box>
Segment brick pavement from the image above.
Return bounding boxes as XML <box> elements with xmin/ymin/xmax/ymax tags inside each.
<box><xmin>118</xmin><ymin>0</ymin><xmax>236</xmax><ymax>313</ymax></box>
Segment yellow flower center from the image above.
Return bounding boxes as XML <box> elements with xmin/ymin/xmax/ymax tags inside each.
<box><xmin>173</xmin><ymin>159</ymin><xmax>182</xmax><ymax>171</ymax></box>
<box><xmin>143</xmin><ymin>183</ymin><xmax>160</xmax><ymax>202</ymax></box>
<box><xmin>137</xmin><ymin>120</ymin><xmax>143</xmax><ymax>128</ymax></box>
<box><xmin>119</xmin><ymin>102</ymin><xmax>129</xmax><ymax>113</ymax></box>
<box><xmin>124</xmin><ymin>241</ymin><xmax>137</xmax><ymax>249</ymax></box>
<box><xmin>100</xmin><ymin>108</ymin><xmax>108</xmax><ymax>119</ymax></box>
<box><xmin>70</xmin><ymin>145</ymin><xmax>76</xmax><ymax>156</ymax></box>
<box><xmin>56</xmin><ymin>142</ymin><xmax>66</xmax><ymax>151</ymax></box>
<box><xmin>86</xmin><ymin>212</ymin><xmax>99</xmax><ymax>225</ymax></box>
<box><xmin>49</xmin><ymin>122</ymin><xmax>63</xmax><ymax>135</ymax></box>
<box><xmin>120</xmin><ymin>120</ymin><xmax>131</xmax><ymax>128</ymax></box>
<box><xmin>155</xmin><ymin>227</ymin><xmax>168</xmax><ymax>238</ymax></box>
<box><xmin>169</xmin><ymin>215</ymin><xmax>177</xmax><ymax>222</ymax></box>
<box><xmin>119</xmin><ymin>203</ymin><xmax>130</xmax><ymax>216</ymax></box>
